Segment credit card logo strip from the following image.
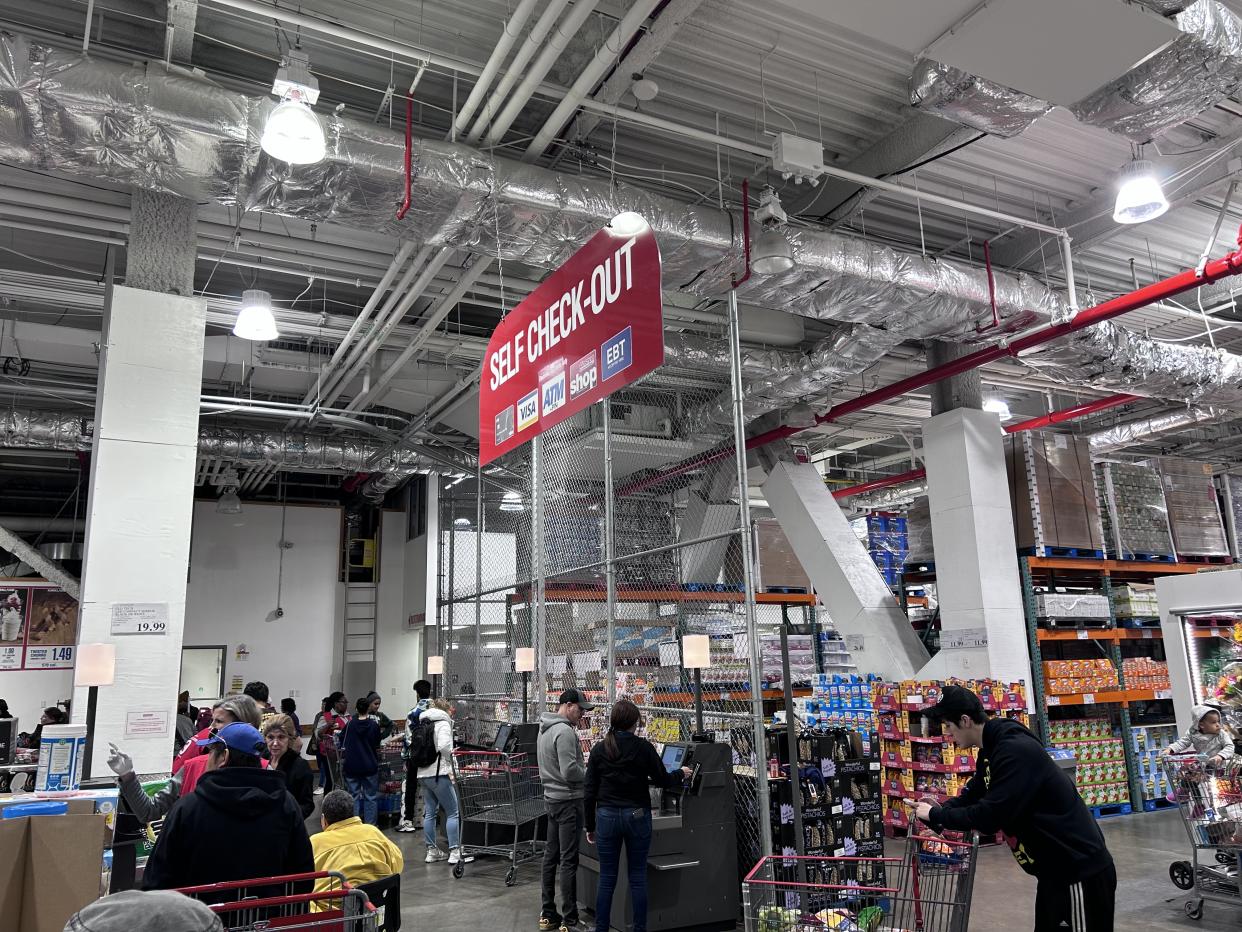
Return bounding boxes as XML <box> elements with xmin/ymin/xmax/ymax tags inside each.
<box><xmin>517</xmin><ymin>389</ymin><xmax>539</xmax><ymax>431</ymax></box>
<box><xmin>494</xmin><ymin>405</ymin><xmax>515</xmax><ymax>444</ymax></box>
<box><xmin>569</xmin><ymin>350</ymin><xmax>598</xmax><ymax>400</ymax></box>
<box><xmin>601</xmin><ymin>326</ymin><xmax>632</xmax><ymax>382</ymax></box>
<box><xmin>541</xmin><ymin>369</ymin><xmax>567</xmax><ymax>416</ymax></box>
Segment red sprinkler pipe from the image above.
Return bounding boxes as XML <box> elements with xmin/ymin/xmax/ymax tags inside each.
<box><xmin>829</xmin><ymin>392</ymin><xmax>1141</xmax><ymax>501</ymax></box>
<box><xmin>395</xmin><ymin>93</ymin><xmax>414</xmax><ymax>220</ymax></box>
<box><xmin>733</xmin><ymin>179</ymin><xmax>751</xmax><ymax>289</ymax></box>
<box><xmin>618</xmin><ymin>226</ymin><xmax>1242</xmax><ymax>499</ymax></box>
<box><xmin>975</xmin><ymin>239</ymin><xmax>1000</xmax><ymax>334</ymax></box>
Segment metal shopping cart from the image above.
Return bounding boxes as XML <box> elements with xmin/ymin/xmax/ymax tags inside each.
<box><xmin>452</xmin><ymin>749</ymin><xmax>545</xmax><ymax>885</ymax></box>
<box><xmin>176</xmin><ymin>871</ymin><xmax>379</xmax><ymax>931</ymax></box>
<box><xmin>1162</xmin><ymin>754</ymin><xmax>1242</xmax><ymax>921</ymax></box>
<box><xmin>376</xmin><ymin>741</ymin><xmax>406</xmax><ymax>828</ymax></box>
<box><xmin>318</xmin><ymin>732</ymin><xmax>345</xmax><ymax>792</ymax></box>
<box><xmin>743</xmin><ymin>831</ymin><xmax>979</xmax><ymax>932</ymax></box>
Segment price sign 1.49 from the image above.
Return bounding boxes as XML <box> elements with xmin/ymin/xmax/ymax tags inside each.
<box><xmin>111</xmin><ymin>602</ymin><xmax>170</xmax><ymax>636</ymax></box>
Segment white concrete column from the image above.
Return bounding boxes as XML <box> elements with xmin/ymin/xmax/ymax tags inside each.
<box><xmin>72</xmin><ymin>285</ymin><xmax>206</xmax><ymax>775</ymax></box>
<box><xmin>918</xmin><ymin>408</ymin><xmax>1031</xmax><ymax>685</ymax></box>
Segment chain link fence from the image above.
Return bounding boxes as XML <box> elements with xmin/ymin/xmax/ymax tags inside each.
<box><xmin>438</xmin><ymin>295</ymin><xmax>779</xmax><ymax>878</ymax></box>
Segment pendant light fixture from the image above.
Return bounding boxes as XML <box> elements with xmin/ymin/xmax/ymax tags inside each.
<box><xmin>751</xmin><ymin>185</ymin><xmax>795</xmax><ymax>274</ymax></box>
<box><xmin>233</xmin><ymin>289</ymin><xmax>279</xmax><ymax>341</ymax></box>
<box><xmin>261</xmin><ymin>50</ymin><xmax>326</xmax><ymax>166</ymax></box>
<box><xmin>1113</xmin><ymin>158</ymin><xmax>1168</xmax><ymax>225</ymax></box>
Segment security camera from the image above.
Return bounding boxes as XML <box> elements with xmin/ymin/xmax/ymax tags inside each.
<box><xmin>274</xmin><ymin>607</ymin><xmax>284</xmax><ymax>619</ymax></box>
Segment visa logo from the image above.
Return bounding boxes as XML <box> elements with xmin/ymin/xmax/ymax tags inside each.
<box><xmin>517</xmin><ymin>390</ymin><xmax>539</xmax><ymax>431</ymax></box>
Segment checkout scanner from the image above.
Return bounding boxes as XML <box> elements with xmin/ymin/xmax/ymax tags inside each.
<box><xmin>578</xmin><ymin>741</ymin><xmax>737</xmax><ymax>932</ymax></box>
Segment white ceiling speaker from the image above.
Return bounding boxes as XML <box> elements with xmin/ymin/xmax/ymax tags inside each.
<box><xmin>631</xmin><ymin>75</ymin><xmax>659</xmax><ymax>102</ymax></box>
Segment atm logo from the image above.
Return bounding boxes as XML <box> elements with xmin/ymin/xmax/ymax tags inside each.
<box><xmin>541</xmin><ymin>369</ymin><xmax>566</xmax><ymax>416</ymax></box>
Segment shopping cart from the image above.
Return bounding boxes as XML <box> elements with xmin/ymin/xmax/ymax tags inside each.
<box><xmin>1162</xmin><ymin>754</ymin><xmax>1242</xmax><ymax>921</ymax></box>
<box><xmin>376</xmin><ymin>741</ymin><xmax>406</xmax><ymax>827</ymax></box>
<box><xmin>319</xmin><ymin>732</ymin><xmax>345</xmax><ymax>791</ymax></box>
<box><xmin>176</xmin><ymin>871</ymin><xmax>379</xmax><ymax>931</ymax></box>
<box><xmin>743</xmin><ymin>831</ymin><xmax>979</xmax><ymax>932</ymax></box>
<box><xmin>451</xmin><ymin>749</ymin><xmax>545</xmax><ymax>885</ymax></box>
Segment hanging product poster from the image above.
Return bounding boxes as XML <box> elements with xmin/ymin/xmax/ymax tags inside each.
<box><xmin>23</xmin><ymin>587</ymin><xmax>78</xmax><ymax>669</ymax></box>
<box><xmin>0</xmin><ymin>587</ymin><xmax>26</xmax><ymax>670</ymax></box>
<box><xmin>478</xmin><ymin>223</ymin><xmax>663</xmax><ymax>464</ymax></box>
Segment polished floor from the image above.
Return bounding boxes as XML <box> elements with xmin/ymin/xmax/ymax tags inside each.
<box><xmin>370</xmin><ymin>808</ymin><xmax>1240</xmax><ymax>932</ymax></box>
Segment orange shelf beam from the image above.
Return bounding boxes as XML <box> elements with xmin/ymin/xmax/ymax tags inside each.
<box><xmin>1045</xmin><ymin>688</ymin><xmax>1167</xmax><ymax>707</ymax></box>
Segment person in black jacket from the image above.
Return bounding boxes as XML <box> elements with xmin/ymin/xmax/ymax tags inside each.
<box><xmin>143</xmin><ymin>722</ymin><xmax>314</xmax><ymax>899</ymax></box>
<box><xmin>910</xmin><ymin>685</ymin><xmax>1116</xmax><ymax>932</ymax></box>
<box><xmin>584</xmin><ymin>700</ymin><xmax>690</xmax><ymax>932</ymax></box>
<box><xmin>265</xmin><ymin>713</ymin><xmax>315</xmax><ymax>819</ymax></box>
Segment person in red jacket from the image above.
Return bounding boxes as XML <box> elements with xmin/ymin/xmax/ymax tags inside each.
<box><xmin>314</xmin><ymin>692</ymin><xmax>349</xmax><ymax>793</ymax></box>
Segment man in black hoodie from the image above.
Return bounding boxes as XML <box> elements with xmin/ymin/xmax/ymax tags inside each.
<box><xmin>143</xmin><ymin>722</ymin><xmax>314</xmax><ymax>899</ymax></box>
<box><xmin>911</xmin><ymin>686</ymin><xmax>1115</xmax><ymax>932</ymax></box>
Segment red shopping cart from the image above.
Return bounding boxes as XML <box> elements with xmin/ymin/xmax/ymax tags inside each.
<box><xmin>176</xmin><ymin>871</ymin><xmax>379</xmax><ymax>931</ymax></box>
<box><xmin>743</xmin><ymin>832</ymin><xmax>979</xmax><ymax>932</ymax></box>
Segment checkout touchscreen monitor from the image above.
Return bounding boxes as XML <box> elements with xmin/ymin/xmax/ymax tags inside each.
<box><xmin>493</xmin><ymin>723</ymin><xmax>513</xmax><ymax>751</ymax></box>
<box><xmin>661</xmin><ymin>743</ymin><xmax>687</xmax><ymax>773</ymax></box>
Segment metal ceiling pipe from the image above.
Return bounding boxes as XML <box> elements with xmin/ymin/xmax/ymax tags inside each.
<box><xmin>454</xmin><ymin>0</ymin><xmax>543</xmax><ymax>139</ymax></box>
<box><xmin>616</xmin><ymin>233</ymin><xmax>1242</xmax><ymax>498</ymax></box>
<box><xmin>521</xmin><ymin>0</ymin><xmax>663</xmax><ymax>161</ymax></box>
<box><xmin>464</xmin><ymin>0</ymin><xmax>572</xmax><ymax>144</ymax></box>
<box><xmin>482</xmin><ymin>0</ymin><xmax>602</xmax><ymax>148</ymax></box>
<box><xmin>829</xmin><ymin>392</ymin><xmax>1142</xmax><ymax>500</ymax></box>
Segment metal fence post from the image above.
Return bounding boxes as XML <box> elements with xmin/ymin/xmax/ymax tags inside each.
<box><xmin>728</xmin><ymin>289</ymin><xmax>772</xmax><ymax>857</ymax></box>
<box><xmin>532</xmin><ymin>435</ymin><xmax>546</xmax><ymax>719</ymax></box>
<box><xmin>473</xmin><ymin>463</ymin><xmax>484</xmax><ymax>742</ymax></box>
<box><xmin>603</xmin><ymin>397</ymin><xmax>617</xmax><ymax>704</ymax></box>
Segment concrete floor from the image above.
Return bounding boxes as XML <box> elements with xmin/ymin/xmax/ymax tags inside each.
<box><xmin>368</xmin><ymin>809</ymin><xmax>1240</xmax><ymax>932</ymax></box>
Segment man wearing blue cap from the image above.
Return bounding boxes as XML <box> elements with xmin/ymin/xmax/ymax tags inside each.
<box><xmin>143</xmin><ymin>722</ymin><xmax>314</xmax><ymax>899</ymax></box>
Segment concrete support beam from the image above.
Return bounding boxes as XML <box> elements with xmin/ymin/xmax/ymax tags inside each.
<box><xmin>73</xmin><ymin>285</ymin><xmax>206</xmax><ymax>776</ymax></box>
<box><xmin>918</xmin><ymin>408</ymin><xmax>1031</xmax><ymax>685</ymax></box>
<box><xmin>760</xmin><ymin>456</ymin><xmax>929</xmax><ymax>680</ymax></box>
<box><xmin>926</xmin><ymin>341</ymin><xmax>983</xmax><ymax>415</ymax></box>
<box><xmin>127</xmin><ymin>189</ymin><xmax>197</xmax><ymax>296</ymax></box>
<box><xmin>167</xmin><ymin>0</ymin><xmax>199</xmax><ymax>62</ymax></box>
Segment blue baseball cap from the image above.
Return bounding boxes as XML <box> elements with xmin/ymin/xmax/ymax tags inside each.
<box><xmin>196</xmin><ymin>721</ymin><xmax>266</xmax><ymax>756</ymax></box>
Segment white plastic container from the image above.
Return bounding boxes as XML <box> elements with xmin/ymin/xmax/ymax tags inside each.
<box><xmin>35</xmin><ymin>723</ymin><xmax>86</xmax><ymax>793</ymax></box>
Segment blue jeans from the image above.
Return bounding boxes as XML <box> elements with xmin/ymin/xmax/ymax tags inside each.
<box><xmin>420</xmin><ymin>775</ymin><xmax>460</xmax><ymax>849</ymax></box>
<box><xmin>594</xmin><ymin>806</ymin><xmax>652</xmax><ymax>932</ymax></box>
<box><xmin>346</xmin><ymin>772</ymin><xmax>379</xmax><ymax>825</ymax></box>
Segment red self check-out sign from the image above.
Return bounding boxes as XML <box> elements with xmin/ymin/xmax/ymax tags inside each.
<box><xmin>478</xmin><ymin>224</ymin><xmax>663</xmax><ymax>465</ymax></box>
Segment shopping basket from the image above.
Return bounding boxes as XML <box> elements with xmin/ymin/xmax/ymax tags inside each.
<box><xmin>1161</xmin><ymin>754</ymin><xmax>1242</xmax><ymax>921</ymax></box>
<box><xmin>743</xmin><ymin>831</ymin><xmax>979</xmax><ymax>932</ymax></box>
<box><xmin>452</xmin><ymin>749</ymin><xmax>545</xmax><ymax>885</ymax></box>
<box><xmin>176</xmin><ymin>870</ymin><xmax>379</xmax><ymax>931</ymax></box>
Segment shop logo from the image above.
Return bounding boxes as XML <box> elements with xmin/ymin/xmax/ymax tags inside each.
<box><xmin>517</xmin><ymin>389</ymin><xmax>539</xmax><ymax>431</ymax></box>
<box><xmin>494</xmin><ymin>405</ymin><xmax>515</xmax><ymax>444</ymax></box>
<box><xmin>601</xmin><ymin>326</ymin><xmax>632</xmax><ymax>381</ymax></box>
<box><xmin>569</xmin><ymin>351</ymin><xmax>598</xmax><ymax>400</ymax></box>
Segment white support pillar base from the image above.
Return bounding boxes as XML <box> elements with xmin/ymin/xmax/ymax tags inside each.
<box><xmin>919</xmin><ymin>408</ymin><xmax>1031</xmax><ymax>685</ymax></box>
<box><xmin>761</xmin><ymin>460</ymin><xmax>929</xmax><ymax>680</ymax></box>
<box><xmin>73</xmin><ymin>286</ymin><xmax>206</xmax><ymax>776</ymax></box>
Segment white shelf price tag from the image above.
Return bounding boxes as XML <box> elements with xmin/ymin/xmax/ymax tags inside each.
<box><xmin>1082</xmin><ymin>693</ymin><xmax>1095</xmax><ymax>704</ymax></box>
<box><xmin>1046</xmin><ymin>696</ymin><xmax>1061</xmax><ymax>706</ymax></box>
<box><xmin>1155</xmin><ymin>689</ymin><xmax>1172</xmax><ymax>700</ymax></box>
<box><xmin>1076</xmin><ymin>630</ymin><xmax>1089</xmax><ymax>640</ymax></box>
<box><xmin>110</xmin><ymin>602</ymin><xmax>170</xmax><ymax>636</ymax></box>
<box><xmin>1142</xmin><ymin>630</ymin><xmax>1153</xmax><ymax>640</ymax></box>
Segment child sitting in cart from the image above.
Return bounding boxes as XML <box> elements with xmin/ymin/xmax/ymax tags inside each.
<box><xmin>1161</xmin><ymin>705</ymin><xmax>1236</xmax><ymax>768</ymax></box>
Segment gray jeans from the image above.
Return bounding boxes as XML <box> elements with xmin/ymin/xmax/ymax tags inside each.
<box><xmin>542</xmin><ymin>798</ymin><xmax>584</xmax><ymax>924</ymax></box>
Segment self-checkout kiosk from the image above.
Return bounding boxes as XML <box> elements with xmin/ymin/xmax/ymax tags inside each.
<box><xmin>577</xmin><ymin>740</ymin><xmax>737</xmax><ymax>932</ymax></box>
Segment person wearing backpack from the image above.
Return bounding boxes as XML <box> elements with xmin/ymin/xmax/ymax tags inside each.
<box><xmin>416</xmin><ymin>698</ymin><xmax>472</xmax><ymax>865</ymax></box>
<box><xmin>340</xmin><ymin>696</ymin><xmax>382</xmax><ymax>825</ymax></box>
<box><xmin>397</xmin><ymin>679</ymin><xmax>433</xmax><ymax>833</ymax></box>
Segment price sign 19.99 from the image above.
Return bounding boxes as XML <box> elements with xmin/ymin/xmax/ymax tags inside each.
<box><xmin>110</xmin><ymin>602</ymin><xmax>170</xmax><ymax>636</ymax></box>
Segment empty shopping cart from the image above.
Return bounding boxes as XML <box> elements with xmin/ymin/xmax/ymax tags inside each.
<box><xmin>452</xmin><ymin>749</ymin><xmax>544</xmax><ymax>885</ymax></box>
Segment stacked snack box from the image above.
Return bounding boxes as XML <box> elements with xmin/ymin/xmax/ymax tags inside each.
<box><xmin>1048</xmin><ymin>718</ymin><xmax>1129</xmax><ymax>807</ymax></box>
<box><xmin>793</xmin><ymin>673</ymin><xmax>880</xmax><ymax>731</ymax></box>
<box><xmin>1121</xmin><ymin>657</ymin><xmax>1170</xmax><ymax>692</ymax></box>
<box><xmin>1042</xmin><ymin>659</ymin><xmax>1120</xmax><ymax>696</ymax></box>
<box><xmin>1132</xmin><ymin>723</ymin><xmax>1179</xmax><ymax>804</ymax></box>
<box><xmin>873</xmin><ymin>678</ymin><xmax>1028</xmax><ymax>835</ymax></box>
<box><xmin>1111</xmin><ymin>583</ymin><xmax>1161</xmax><ymax>620</ymax></box>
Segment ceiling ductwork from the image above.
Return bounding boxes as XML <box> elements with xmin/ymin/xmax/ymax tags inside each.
<box><xmin>911</xmin><ymin>1</ymin><xmax>1242</xmax><ymax>143</ymax></box>
<box><xmin>1088</xmin><ymin>405</ymin><xmax>1233</xmax><ymax>453</ymax></box>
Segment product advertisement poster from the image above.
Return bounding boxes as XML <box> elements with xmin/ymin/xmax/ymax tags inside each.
<box><xmin>478</xmin><ymin>224</ymin><xmax>663</xmax><ymax>464</ymax></box>
<box><xmin>0</xmin><ymin>582</ymin><xmax>79</xmax><ymax>669</ymax></box>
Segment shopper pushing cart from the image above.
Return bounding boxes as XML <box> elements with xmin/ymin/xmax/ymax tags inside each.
<box><xmin>908</xmin><ymin>685</ymin><xmax>1116</xmax><ymax>932</ymax></box>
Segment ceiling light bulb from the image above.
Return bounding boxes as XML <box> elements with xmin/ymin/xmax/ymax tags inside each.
<box><xmin>216</xmin><ymin>487</ymin><xmax>243</xmax><ymax>515</ymax></box>
<box><xmin>1113</xmin><ymin>159</ymin><xmax>1168</xmax><ymax>225</ymax></box>
<box><xmin>631</xmin><ymin>77</ymin><xmax>659</xmax><ymax>102</ymax></box>
<box><xmin>751</xmin><ymin>225</ymin><xmax>795</xmax><ymax>274</ymax></box>
<box><xmin>453</xmin><ymin>517</ymin><xmax>471</xmax><ymax>528</ymax></box>
<box><xmin>610</xmin><ymin>211</ymin><xmax>648</xmax><ymax>236</ymax></box>
<box><xmin>983</xmin><ymin>398</ymin><xmax>1011</xmax><ymax>420</ymax></box>
<box><xmin>261</xmin><ymin>97</ymin><xmax>326</xmax><ymax>165</ymax></box>
<box><xmin>500</xmin><ymin>490</ymin><xmax>525</xmax><ymax>512</ymax></box>
<box><xmin>233</xmin><ymin>289</ymin><xmax>279</xmax><ymax>341</ymax></box>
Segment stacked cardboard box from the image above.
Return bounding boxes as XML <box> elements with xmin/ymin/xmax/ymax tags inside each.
<box><xmin>904</xmin><ymin>497</ymin><xmax>935</xmax><ymax>564</ymax></box>
<box><xmin>1155</xmin><ymin>457</ymin><xmax>1229</xmax><ymax>557</ymax></box>
<box><xmin>1042</xmin><ymin>659</ymin><xmax>1119</xmax><ymax>695</ymax></box>
<box><xmin>1217</xmin><ymin>473</ymin><xmax>1242</xmax><ymax>559</ymax></box>
<box><xmin>1095</xmin><ymin>461</ymin><xmax>1174</xmax><ymax>559</ymax></box>
<box><xmin>1132</xmin><ymin>724</ymin><xmax>1179</xmax><ymax>803</ymax></box>
<box><xmin>1112</xmin><ymin>583</ymin><xmax>1160</xmax><ymax>619</ymax></box>
<box><xmin>1034</xmin><ymin>592</ymin><xmax>1110</xmax><ymax>619</ymax></box>
<box><xmin>1007</xmin><ymin>432</ymin><xmax>1104</xmax><ymax>553</ymax></box>
<box><xmin>755</xmin><ymin>517</ymin><xmax>812</xmax><ymax>591</ymax></box>
<box><xmin>1121</xmin><ymin>657</ymin><xmax>1170</xmax><ymax>691</ymax></box>
<box><xmin>1048</xmin><ymin>719</ymin><xmax>1129</xmax><ymax>807</ymax></box>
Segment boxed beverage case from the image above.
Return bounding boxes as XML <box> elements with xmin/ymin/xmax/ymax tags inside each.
<box><xmin>1007</xmin><ymin>432</ymin><xmax>1104</xmax><ymax>553</ymax></box>
<box><xmin>1154</xmin><ymin>457</ymin><xmax>1229</xmax><ymax>557</ymax></box>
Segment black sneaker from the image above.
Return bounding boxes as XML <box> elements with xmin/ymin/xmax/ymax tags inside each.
<box><xmin>539</xmin><ymin>918</ymin><xmax>559</xmax><ymax>932</ymax></box>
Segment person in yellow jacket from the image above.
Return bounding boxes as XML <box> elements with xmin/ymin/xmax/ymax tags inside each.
<box><xmin>311</xmin><ymin>789</ymin><xmax>404</xmax><ymax>911</ymax></box>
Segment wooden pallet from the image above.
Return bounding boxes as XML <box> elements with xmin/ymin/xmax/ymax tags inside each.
<box><xmin>1118</xmin><ymin>552</ymin><xmax>1177</xmax><ymax>563</ymax></box>
<box><xmin>1088</xmin><ymin>802</ymin><xmax>1133</xmax><ymax>819</ymax></box>
<box><xmin>1175</xmin><ymin>554</ymin><xmax>1234</xmax><ymax>565</ymax></box>
<box><xmin>1021</xmin><ymin>546</ymin><xmax>1105</xmax><ymax>559</ymax></box>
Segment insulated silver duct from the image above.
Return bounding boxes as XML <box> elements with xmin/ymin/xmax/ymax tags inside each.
<box><xmin>1070</xmin><ymin>0</ymin><xmax>1242</xmax><ymax>142</ymax></box>
<box><xmin>1088</xmin><ymin>406</ymin><xmax>1233</xmax><ymax>453</ymax></box>
<box><xmin>909</xmin><ymin>58</ymin><xmax>1052</xmax><ymax>138</ymax></box>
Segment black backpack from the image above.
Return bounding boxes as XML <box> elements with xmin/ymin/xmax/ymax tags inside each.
<box><xmin>406</xmin><ymin>716</ymin><xmax>440</xmax><ymax>768</ymax></box>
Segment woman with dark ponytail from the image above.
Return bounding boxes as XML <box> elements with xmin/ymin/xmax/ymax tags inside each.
<box><xmin>584</xmin><ymin>699</ymin><xmax>692</xmax><ymax>932</ymax></box>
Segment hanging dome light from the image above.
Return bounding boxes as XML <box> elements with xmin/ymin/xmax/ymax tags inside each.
<box><xmin>233</xmin><ymin>289</ymin><xmax>279</xmax><ymax>341</ymax></box>
<box><xmin>1113</xmin><ymin>159</ymin><xmax>1168</xmax><ymax>225</ymax></box>
<box><xmin>983</xmin><ymin>398</ymin><xmax>1012</xmax><ymax>420</ymax></box>
<box><xmin>453</xmin><ymin>517</ymin><xmax>472</xmax><ymax>528</ymax></box>
<box><xmin>261</xmin><ymin>97</ymin><xmax>326</xmax><ymax>165</ymax></box>
<box><xmin>500</xmin><ymin>490</ymin><xmax>525</xmax><ymax>512</ymax></box>
<box><xmin>216</xmin><ymin>487</ymin><xmax>243</xmax><ymax>515</ymax></box>
<box><xmin>751</xmin><ymin>225</ymin><xmax>795</xmax><ymax>274</ymax></box>
<box><xmin>610</xmin><ymin>211</ymin><xmax>648</xmax><ymax>236</ymax></box>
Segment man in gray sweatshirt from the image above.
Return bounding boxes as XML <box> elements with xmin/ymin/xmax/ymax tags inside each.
<box><xmin>538</xmin><ymin>687</ymin><xmax>595</xmax><ymax>932</ymax></box>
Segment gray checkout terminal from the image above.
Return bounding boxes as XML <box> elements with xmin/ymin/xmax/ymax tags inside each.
<box><xmin>577</xmin><ymin>740</ymin><xmax>737</xmax><ymax>932</ymax></box>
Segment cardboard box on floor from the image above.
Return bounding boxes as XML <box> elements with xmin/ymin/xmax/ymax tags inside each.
<box><xmin>0</xmin><ymin>800</ymin><xmax>107</xmax><ymax>932</ymax></box>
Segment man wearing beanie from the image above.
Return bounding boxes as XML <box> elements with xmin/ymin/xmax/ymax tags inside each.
<box><xmin>64</xmin><ymin>890</ymin><xmax>222</xmax><ymax>932</ymax></box>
